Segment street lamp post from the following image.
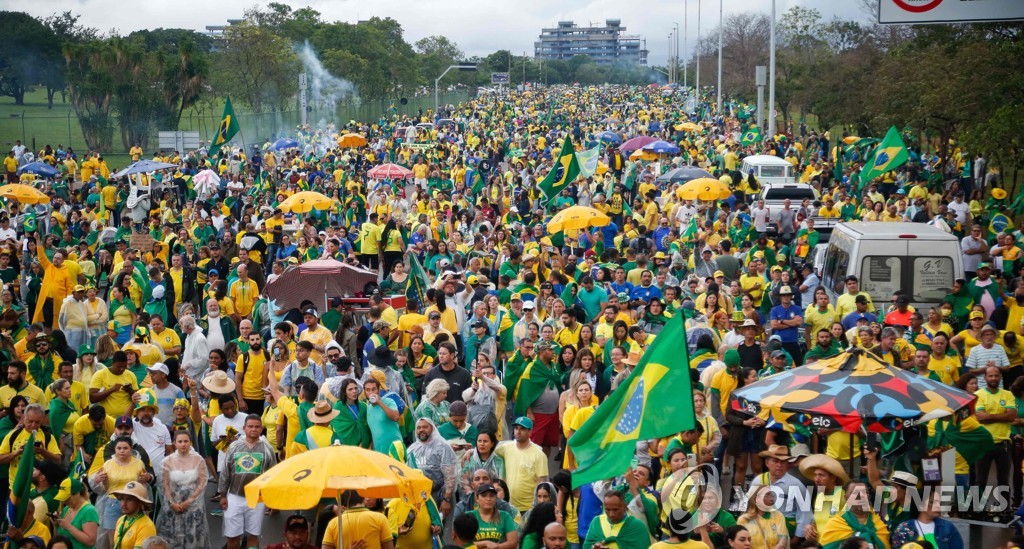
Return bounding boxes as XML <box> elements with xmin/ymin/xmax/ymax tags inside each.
<box><xmin>683</xmin><ymin>0</ymin><xmax>688</xmax><ymax>91</ymax></box>
<box><xmin>716</xmin><ymin>0</ymin><xmax>723</xmax><ymax>114</ymax></box>
<box><xmin>768</xmin><ymin>0</ymin><xmax>777</xmax><ymax>137</ymax></box>
<box><xmin>435</xmin><ymin>64</ymin><xmax>477</xmax><ymax>116</ymax></box>
<box><xmin>673</xmin><ymin>22</ymin><xmax>680</xmax><ymax>86</ymax></box>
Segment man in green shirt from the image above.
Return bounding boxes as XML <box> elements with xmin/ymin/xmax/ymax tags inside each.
<box><xmin>320</xmin><ymin>297</ymin><xmax>344</xmax><ymax>333</ymax></box>
<box><xmin>583</xmin><ymin>491</ymin><xmax>651</xmax><ymax>548</ymax></box>
<box><xmin>804</xmin><ymin>329</ymin><xmax>843</xmax><ymax>363</ymax></box>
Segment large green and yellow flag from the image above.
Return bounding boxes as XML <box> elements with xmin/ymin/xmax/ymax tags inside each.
<box><xmin>859</xmin><ymin>126</ymin><xmax>909</xmax><ymax>185</ymax></box>
<box><xmin>537</xmin><ymin>135</ymin><xmax>581</xmax><ymax>204</ymax></box>
<box><xmin>569</xmin><ymin>313</ymin><xmax>695</xmax><ymax>487</ymax></box>
<box><xmin>740</xmin><ymin>126</ymin><xmax>761</xmax><ymax>146</ymax></box>
<box><xmin>8</xmin><ymin>432</ymin><xmax>35</xmax><ymax>528</ymax></box>
<box><xmin>209</xmin><ymin>97</ymin><xmax>240</xmax><ymax>158</ymax></box>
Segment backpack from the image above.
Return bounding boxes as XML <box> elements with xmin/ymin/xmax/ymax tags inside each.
<box><xmin>240</xmin><ymin>349</ymin><xmax>270</xmax><ymax>377</ymax></box>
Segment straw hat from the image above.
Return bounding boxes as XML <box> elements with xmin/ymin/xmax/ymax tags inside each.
<box><xmin>758</xmin><ymin>444</ymin><xmax>798</xmax><ymax>462</ymax></box>
<box><xmin>306</xmin><ymin>400</ymin><xmax>339</xmax><ymax>424</ymax></box>
<box><xmin>111</xmin><ymin>481</ymin><xmax>152</xmax><ymax>505</ymax></box>
<box><xmin>798</xmin><ymin>454</ymin><xmax>850</xmax><ymax>485</ymax></box>
<box><xmin>201</xmin><ymin>370</ymin><xmax>236</xmax><ymax>394</ymax></box>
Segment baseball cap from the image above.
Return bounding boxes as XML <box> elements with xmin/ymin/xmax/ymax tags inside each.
<box><xmin>115</xmin><ymin>415</ymin><xmax>133</xmax><ymax>429</ymax></box>
<box><xmin>285</xmin><ymin>514</ymin><xmax>310</xmax><ymax>531</ymax></box>
<box><xmin>778</xmin><ymin>285</ymin><xmax>792</xmax><ymax>295</ymax></box>
<box><xmin>855</xmin><ymin>295</ymin><xmax>869</xmax><ymax>304</ymax></box>
<box><xmin>428</xmin><ymin>310</ymin><xmax>441</xmax><ymax>319</ymax></box>
<box><xmin>510</xmin><ymin>292</ymin><xmax>523</xmax><ymax>302</ymax></box>
<box><xmin>208</xmin><ymin>269</ymin><xmax>219</xmax><ymax>277</ymax></box>
<box><xmin>303</xmin><ymin>308</ymin><xmax>319</xmax><ymax>318</ymax></box>
<box><xmin>770</xmin><ymin>350</ymin><xmax>786</xmax><ymax>359</ymax></box>
<box><xmin>522</xmin><ymin>300</ymin><xmax>536</xmax><ymax>310</ymax></box>
<box><xmin>468</xmin><ymin>274</ymin><xmax>479</xmax><ymax>285</ymax></box>
<box><xmin>147</xmin><ymin>362</ymin><xmax>169</xmax><ymax>375</ymax></box>
<box><xmin>54</xmin><ymin>476</ymin><xmax>83</xmax><ymax>502</ymax></box>
<box><xmin>713</xmin><ymin>270</ymin><xmax>725</xmax><ymax>278</ymax></box>
<box><xmin>476</xmin><ymin>484</ymin><xmax>498</xmax><ymax>496</ymax></box>
<box><xmin>895</xmin><ymin>295</ymin><xmax>910</xmax><ymax>305</ymax></box>
<box><xmin>978</xmin><ymin>262</ymin><xmax>993</xmax><ymax>270</ymax></box>
<box><xmin>513</xmin><ymin>416</ymin><xmax>534</xmax><ymax>430</ymax></box>
<box><xmin>73</xmin><ymin>284</ymin><xmax>86</xmax><ymax>292</ymax></box>
<box><xmin>970</xmin><ymin>311</ymin><xmax>985</xmax><ymax>320</ymax></box>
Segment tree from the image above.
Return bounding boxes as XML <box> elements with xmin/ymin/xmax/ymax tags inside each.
<box><xmin>0</xmin><ymin>12</ymin><xmax>60</xmax><ymax>105</ymax></box>
<box><xmin>63</xmin><ymin>40</ymin><xmax>115</xmax><ymax>151</ymax></box>
<box><xmin>42</xmin><ymin>11</ymin><xmax>97</xmax><ymax>108</ymax></box>
<box><xmin>213</xmin><ymin>24</ymin><xmax>298</xmax><ymax>113</ymax></box>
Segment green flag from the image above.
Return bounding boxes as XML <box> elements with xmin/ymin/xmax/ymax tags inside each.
<box><xmin>405</xmin><ymin>253</ymin><xmax>431</xmax><ymax>307</ymax></box>
<box><xmin>209</xmin><ymin>97</ymin><xmax>240</xmax><ymax>158</ymax></box>
<box><xmin>469</xmin><ymin>168</ymin><xmax>485</xmax><ymax>197</ymax></box>
<box><xmin>568</xmin><ymin>314</ymin><xmax>695</xmax><ymax>487</ymax></box>
<box><xmin>682</xmin><ymin>217</ymin><xmax>698</xmax><ymax>240</ymax></box>
<box><xmin>8</xmin><ymin>431</ymin><xmax>35</xmax><ymax>527</ymax></box>
<box><xmin>833</xmin><ymin>145</ymin><xmax>844</xmax><ymax>182</ymax></box>
<box><xmin>740</xmin><ymin>126</ymin><xmax>761</xmax><ymax>146</ymax></box>
<box><xmin>537</xmin><ymin>136</ymin><xmax>581</xmax><ymax>203</ymax></box>
<box><xmin>859</xmin><ymin>126</ymin><xmax>909</xmax><ymax>185</ymax></box>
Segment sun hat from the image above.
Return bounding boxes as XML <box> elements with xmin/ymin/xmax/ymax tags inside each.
<box><xmin>112</xmin><ymin>481</ymin><xmax>152</xmax><ymax>505</ymax></box>
<box><xmin>306</xmin><ymin>400</ymin><xmax>340</xmax><ymax>424</ymax></box>
<box><xmin>798</xmin><ymin>454</ymin><xmax>850</xmax><ymax>485</ymax></box>
<box><xmin>201</xmin><ymin>370</ymin><xmax>236</xmax><ymax>394</ymax></box>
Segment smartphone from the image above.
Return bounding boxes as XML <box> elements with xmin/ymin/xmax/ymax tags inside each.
<box><xmin>630</xmin><ymin>457</ymin><xmax>639</xmax><ymax>469</ymax></box>
<box><xmin>865</xmin><ymin>433</ymin><xmax>880</xmax><ymax>452</ymax></box>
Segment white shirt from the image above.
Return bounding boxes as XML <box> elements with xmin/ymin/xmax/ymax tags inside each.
<box><xmin>132</xmin><ymin>417</ymin><xmax>171</xmax><ymax>479</ymax></box>
<box><xmin>948</xmin><ymin>200</ymin><xmax>970</xmax><ymax>224</ymax></box>
<box><xmin>0</xmin><ymin>227</ymin><xmax>16</xmax><ymax>241</ymax></box>
<box><xmin>752</xmin><ymin>207</ymin><xmax>771</xmax><ymax>232</ymax></box>
<box><xmin>206</xmin><ymin>315</ymin><xmax>226</xmax><ymax>352</ymax></box>
<box><xmin>212</xmin><ymin>412</ymin><xmax>249</xmax><ymax>472</ymax></box>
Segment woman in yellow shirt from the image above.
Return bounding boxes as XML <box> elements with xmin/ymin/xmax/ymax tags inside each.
<box><xmin>559</xmin><ymin>380</ymin><xmax>597</xmax><ymax>469</ymax></box>
<box><xmin>91</xmin><ymin>436</ymin><xmax>153</xmax><ymax>544</ymax></box>
<box><xmin>737</xmin><ymin>485</ymin><xmax>789</xmax><ymax>549</ymax></box>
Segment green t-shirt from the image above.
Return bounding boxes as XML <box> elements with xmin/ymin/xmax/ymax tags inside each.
<box><xmin>57</xmin><ymin>502</ymin><xmax>100</xmax><ymax>549</ymax></box>
<box><xmin>468</xmin><ymin>509</ymin><xmax>517</xmax><ymax>543</ymax></box>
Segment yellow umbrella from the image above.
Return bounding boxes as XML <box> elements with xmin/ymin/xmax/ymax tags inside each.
<box><xmin>842</xmin><ymin>136</ymin><xmax>860</xmax><ymax>145</ymax></box>
<box><xmin>677</xmin><ymin>178</ymin><xmax>732</xmax><ymax>201</ymax></box>
<box><xmin>630</xmin><ymin>149</ymin><xmax>657</xmax><ymax>162</ymax></box>
<box><xmin>0</xmin><ymin>184</ymin><xmax>48</xmax><ymax>204</ymax></box>
<box><xmin>337</xmin><ymin>133</ymin><xmax>368</xmax><ymax>148</ymax></box>
<box><xmin>244</xmin><ymin>445</ymin><xmax>433</xmax><ymax>549</ymax></box>
<box><xmin>547</xmin><ymin>205</ymin><xmax>611</xmax><ymax>234</ymax></box>
<box><xmin>993</xmin><ymin>188</ymin><xmax>1008</xmax><ymax>200</ymax></box>
<box><xmin>244</xmin><ymin>445</ymin><xmax>432</xmax><ymax>509</ymax></box>
<box><xmin>277</xmin><ymin>191</ymin><xmax>334</xmax><ymax>214</ymax></box>
<box><xmin>675</xmin><ymin>122</ymin><xmax>702</xmax><ymax>133</ymax></box>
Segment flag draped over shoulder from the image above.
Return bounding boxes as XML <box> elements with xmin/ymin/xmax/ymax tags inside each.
<box><xmin>405</xmin><ymin>253</ymin><xmax>430</xmax><ymax>306</ymax></box>
<box><xmin>859</xmin><ymin>126</ymin><xmax>909</xmax><ymax>185</ymax></box>
<box><xmin>568</xmin><ymin>314</ymin><xmax>695</xmax><ymax>487</ymax></box>
<box><xmin>514</xmin><ymin>360</ymin><xmax>562</xmax><ymax>417</ymax></box>
<box><xmin>576</xmin><ymin>146</ymin><xmax>601</xmax><ymax>179</ymax></box>
<box><xmin>8</xmin><ymin>432</ymin><xmax>35</xmax><ymax>528</ymax></box>
<box><xmin>209</xmin><ymin>97</ymin><xmax>240</xmax><ymax>159</ymax></box>
<box><xmin>538</xmin><ymin>136</ymin><xmax>581</xmax><ymax>203</ymax></box>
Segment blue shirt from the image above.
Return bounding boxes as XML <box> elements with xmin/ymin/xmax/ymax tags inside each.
<box><xmin>630</xmin><ymin>285</ymin><xmax>662</xmax><ymax>303</ymax></box>
<box><xmin>770</xmin><ymin>303</ymin><xmax>803</xmax><ymax>343</ymax></box>
<box><xmin>609</xmin><ymin>281</ymin><xmax>634</xmax><ymax>297</ymax></box>
<box><xmin>601</xmin><ymin>223</ymin><xmax>619</xmax><ymax>248</ymax></box>
<box><xmin>841</xmin><ymin>311</ymin><xmax>878</xmax><ymax>331</ymax></box>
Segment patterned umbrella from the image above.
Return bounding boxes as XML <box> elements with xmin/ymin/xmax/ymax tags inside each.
<box><xmin>264</xmin><ymin>259</ymin><xmax>378</xmax><ymax>310</ymax></box>
<box><xmin>367</xmin><ymin>163</ymin><xmax>413</xmax><ymax>180</ymax></box>
<box><xmin>620</xmin><ymin>136</ymin><xmax>657</xmax><ymax>154</ymax></box>
<box><xmin>731</xmin><ymin>348</ymin><xmax>976</xmax><ymax>433</ymax></box>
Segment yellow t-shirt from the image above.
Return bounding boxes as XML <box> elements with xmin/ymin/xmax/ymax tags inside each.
<box><xmin>0</xmin><ymin>428</ymin><xmax>60</xmax><ymax>479</ymax></box>
<box><xmin>651</xmin><ymin>541</ymin><xmax>708</xmax><ymax>549</ymax></box>
<box><xmin>709</xmin><ymin>369</ymin><xmax>738</xmax><ymax>416</ymax></box>
<box><xmin>236</xmin><ymin>350</ymin><xmax>268</xmax><ymax>400</ymax></box>
<box><xmin>90</xmin><ymin>368</ymin><xmax>140</xmax><ymax>418</ymax></box>
<box><xmin>826</xmin><ymin>431</ymin><xmax>862</xmax><ymax>460</ymax></box>
<box><xmin>299</xmin><ymin>325</ymin><xmax>334</xmax><ymax>365</ymax></box>
<box><xmin>112</xmin><ymin>513</ymin><xmax>156</xmax><ymax>549</ymax></box>
<box><xmin>229</xmin><ymin>278</ymin><xmax>260</xmax><ymax>317</ymax></box>
<box><xmin>493</xmin><ymin>442</ymin><xmax>549</xmax><ymax>511</ymax></box>
<box><xmin>322</xmin><ymin>508</ymin><xmax>394</xmax><ymax>549</ymax></box>
<box><xmin>975</xmin><ymin>387</ymin><xmax>1016</xmax><ymax>442</ymax></box>
<box><xmin>386</xmin><ymin>498</ymin><xmax>434</xmax><ymax>549</ymax></box>
<box><xmin>0</xmin><ymin>382</ymin><xmax>47</xmax><ymax>408</ymax></box>
<box><xmin>927</xmin><ymin>355</ymin><xmax>961</xmax><ymax>385</ymax></box>
<box><xmin>150</xmin><ymin>328</ymin><xmax>181</xmax><ymax>356</ymax></box>
<box><xmin>44</xmin><ymin>380</ymin><xmax>90</xmax><ymax>415</ymax></box>
<box><xmin>103</xmin><ymin>457</ymin><xmax>146</xmax><ymax>494</ymax></box>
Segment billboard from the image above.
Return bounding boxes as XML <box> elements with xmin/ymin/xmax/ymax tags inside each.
<box><xmin>491</xmin><ymin>72</ymin><xmax>510</xmax><ymax>84</ymax></box>
<box><xmin>879</xmin><ymin>0</ymin><xmax>1024</xmax><ymax>24</ymax></box>
<box><xmin>157</xmin><ymin>131</ymin><xmax>201</xmax><ymax>152</ymax></box>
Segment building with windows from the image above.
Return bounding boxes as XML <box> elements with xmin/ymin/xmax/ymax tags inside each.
<box><xmin>535</xmin><ymin>19</ymin><xmax>648</xmax><ymax>66</ymax></box>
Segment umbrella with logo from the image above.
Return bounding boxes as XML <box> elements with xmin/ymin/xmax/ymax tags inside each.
<box><xmin>16</xmin><ymin>162</ymin><xmax>59</xmax><ymax>178</ymax></box>
<box><xmin>277</xmin><ymin>191</ymin><xmax>334</xmax><ymax>214</ymax></box>
<box><xmin>368</xmin><ymin>163</ymin><xmax>413</xmax><ymax>180</ymax></box>
<box><xmin>546</xmin><ymin>206</ymin><xmax>611</xmax><ymax>234</ymax></box>
<box><xmin>676</xmin><ymin>178</ymin><xmax>732</xmax><ymax>201</ymax></box>
<box><xmin>245</xmin><ymin>444</ymin><xmax>433</xmax><ymax>549</ymax></box>
<box><xmin>0</xmin><ymin>184</ymin><xmax>48</xmax><ymax>204</ymax></box>
<box><xmin>337</xmin><ymin>133</ymin><xmax>367</xmax><ymax>148</ymax></box>
<box><xmin>731</xmin><ymin>348</ymin><xmax>976</xmax><ymax>434</ymax></box>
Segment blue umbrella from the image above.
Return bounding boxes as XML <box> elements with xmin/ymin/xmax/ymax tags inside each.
<box><xmin>112</xmin><ymin>159</ymin><xmax>178</xmax><ymax>178</ymax></box>
<box><xmin>16</xmin><ymin>162</ymin><xmax>59</xmax><ymax>178</ymax></box>
<box><xmin>271</xmin><ymin>138</ymin><xmax>300</xmax><ymax>151</ymax></box>
<box><xmin>657</xmin><ymin>166</ymin><xmax>713</xmax><ymax>184</ymax></box>
<box><xmin>597</xmin><ymin>131</ymin><xmax>622</xmax><ymax>144</ymax></box>
<box><xmin>642</xmin><ymin>140</ymin><xmax>681</xmax><ymax>155</ymax></box>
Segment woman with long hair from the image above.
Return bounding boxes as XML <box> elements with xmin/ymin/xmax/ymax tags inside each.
<box><xmin>378</xmin><ymin>260</ymin><xmax>410</xmax><ymax>296</ymax></box>
<box><xmin>91</xmin><ymin>436</ymin><xmax>154</xmax><ymax>547</ymax></box>
<box><xmin>380</xmin><ymin>218</ymin><xmax>405</xmax><ymax>274</ymax></box>
<box><xmin>518</xmin><ymin>502</ymin><xmax>556</xmax><ymax>549</ymax></box>
<box><xmin>107</xmin><ymin>285</ymin><xmax>135</xmax><ymax>345</ymax></box>
<box><xmin>157</xmin><ymin>430</ymin><xmax>210</xmax><ymax>548</ymax></box>
<box><xmin>737</xmin><ymin>485</ymin><xmax>789</xmax><ymax>549</ymax></box>
<box><xmin>460</xmin><ymin>431</ymin><xmax>505</xmax><ymax>495</ymax></box>
<box><xmin>725</xmin><ymin>367</ymin><xmax>765</xmax><ymax>489</ymax></box>
<box><xmin>332</xmin><ymin>378</ymin><xmax>370</xmax><ymax>448</ymax></box>
<box><xmin>560</xmin><ymin>380</ymin><xmax>597</xmax><ymax>469</ymax></box>
<box><xmin>576</xmin><ymin>324</ymin><xmax>602</xmax><ymax>365</ymax></box>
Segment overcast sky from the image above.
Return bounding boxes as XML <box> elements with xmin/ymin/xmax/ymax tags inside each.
<box><xmin>19</xmin><ymin>0</ymin><xmax>872</xmax><ymax>64</ymax></box>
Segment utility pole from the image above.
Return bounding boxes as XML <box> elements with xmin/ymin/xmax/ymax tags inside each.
<box><xmin>716</xmin><ymin>0</ymin><xmax>723</xmax><ymax>113</ymax></box>
<box><xmin>668</xmin><ymin>33</ymin><xmax>674</xmax><ymax>84</ymax></box>
<box><xmin>696</xmin><ymin>0</ymin><xmax>701</xmax><ymax>98</ymax></box>
<box><xmin>768</xmin><ymin>0</ymin><xmax>777</xmax><ymax>137</ymax></box>
<box><xmin>673</xmin><ymin>22</ymin><xmax>680</xmax><ymax>86</ymax></box>
<box><xmin>683</xmin><ymin>0</ymin><xmax>688</xmax><ymax>90</ymax></box>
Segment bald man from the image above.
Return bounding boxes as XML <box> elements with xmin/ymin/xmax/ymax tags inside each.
<box><xmin>543</xmin><ymin>523</ymin><xmax>567</xmax><ymax>549</ymax></box>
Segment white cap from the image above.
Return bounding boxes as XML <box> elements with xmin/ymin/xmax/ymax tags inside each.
<box><xmin>147</xmin><ymin>362</ymin><xmax>169</xmax><ymax>375</ymax></box>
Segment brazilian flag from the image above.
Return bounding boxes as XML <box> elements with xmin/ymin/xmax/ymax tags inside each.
<box><xmin>989</xmin><ymin>211</ymin><xmax>1012</xmax><ymax>241</ymax></box>
<box><xmin>859</xmin><ymin>126</ymin><xmax>909</xmax><ymax>185</ymax></box>
<box><xmin>569</xmin><ymin>314</ymin><xmax>695</xmax><ymax>487</ymax></box>
<box><xmin>8</xmin><ymin>432</ymin><xmax>35</xmax><ymax>528</ymax></box>
<box><xmin>209</xmin><ymin>97</ymin><xmax>240</xmax><ymax>159</ymax></box>
<box><xmin>741</xmin><ymin>126</ymin><xmax>761</xmax><ymax>146</ymax></box>
<box><xmin>537</xmin><ymin>135</ymin><xmax>581</xmax><ymax>205</ymax></box>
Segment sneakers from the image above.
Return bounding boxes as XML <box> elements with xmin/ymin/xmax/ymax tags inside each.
<box><xmin>211</xmin><ymin>505</ymin><xmax>223</xmax><ymax>517</ymax></box>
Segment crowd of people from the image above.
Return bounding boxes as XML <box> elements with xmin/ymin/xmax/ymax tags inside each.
<box><xmin>0</xmin><ymin>84</ymin><xmax>1016</xmax><ymax>549</ymax></box>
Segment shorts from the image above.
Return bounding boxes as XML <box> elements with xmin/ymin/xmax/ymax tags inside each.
<box><xmin>529</xmin><ymin>412</ymin><xmax>560</xmax><ymax>447</ymax></box>
<box><xmin>224</xmin><ymin>492</ymin><xmax>265</xmax><ymax>538</ymax></box>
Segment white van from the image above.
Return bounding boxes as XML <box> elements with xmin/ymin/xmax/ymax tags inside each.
<box><xmin>820</xmin><ymin>222</ymin><xmax>963</xmax><ymax>310</ymax></box>
<box><xmin>741</xmin><ymin>154</ymin><xmax>797</xmax><ymax>185</ymax></box>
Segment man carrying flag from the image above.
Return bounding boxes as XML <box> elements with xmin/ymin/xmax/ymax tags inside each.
<box><xmin>859</xmin><ymin>126</ymin><xmax>909</xmax><ymax>189</ymax></box>
<box><xmin>741</xmin><ymin>126</ymin><xmax>762</xmax><ymax>147</ymax></box>
<box><xmin>209</xmin><ymin>97</ymin><xmax>240</xmax><ymax>159</ymax></box>
<box><xmin>537</xmin><ymin>136</ymin><xmax>581</xmax><ymax>207</ymax></box>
